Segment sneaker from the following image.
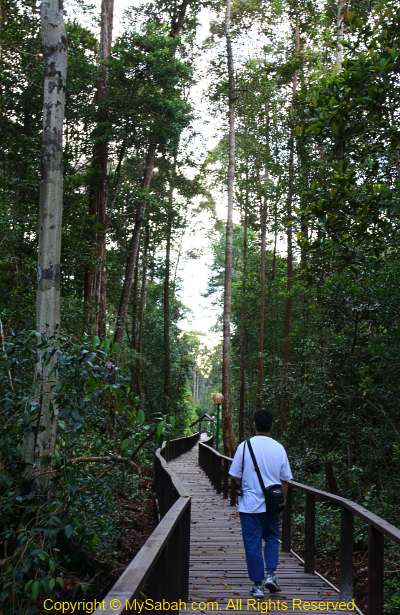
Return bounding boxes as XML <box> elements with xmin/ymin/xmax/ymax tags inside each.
<box><xmin>265</xmin><ymin>574</ymin><xmax>281</xmax><ymax>593</ymax></box>
<box><xmin>250</xmin><ymin>584</ymin><xmax>265</xmax><ymax>597</ymax></box>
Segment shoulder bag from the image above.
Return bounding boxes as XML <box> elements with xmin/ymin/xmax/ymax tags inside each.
<box><xmin>246</xmin><ymin>438</ymin><xmax>285</xmax><ymax>514</ymax></box>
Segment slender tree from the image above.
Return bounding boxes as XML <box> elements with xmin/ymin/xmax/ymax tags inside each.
<box><xmin>238</xmin><ymin>172</ymin><xmax>249</xmax><ymax>440</ymax></box>
<box><xmin>336</xmin><ymin>0</ymin><xmax>346</xmax><ymax>69</ymax></box>
<box><xmin>84</xmin><ymin>0</ymin><xmax>114</xmax><ymax>337</ymax></box>
<box><xmin>114</xmin><ymin>143</ymin><xmax>156</xmax><ymax>343</ymax></box>
<box><xmin>256</xmin><ymin>109</ymin><xmax>271</xmax><ymax>402</ymax></box>
<box><xmin>24</xmin><ymin>0</ymin><xmax>67</xmax><ymax>487</ymax></box>
<box><xmin>136</xmin><ymin>224</ymin><xmax>150</xmax><ymax>402</ymax></box>
<box><xmin>281</xmin><ymin>1</ymin><xmax>300</xmax><ymax>429</ymax></box>
<box><xmin>163</xmin><ymin>180</ymin><xmax>174</xmax><ymax>414</ymax></box>
<box><xmin>222</xmin><ymin>0</ymin><xmax>236</xmax><ymax>456</ymax></box>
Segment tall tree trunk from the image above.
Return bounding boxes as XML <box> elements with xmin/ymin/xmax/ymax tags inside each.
<box><xmin>336</xmin><ymin>0</ymin><xmax>346</xmax><ymax>69</ymax></box>
<box><xmin>257</xmin><ymin>189</ymin><xmax>267</xmax><ymax>403</ymax></box>
<box><xmin>130</xmin><ymin>254</ymin><xmax>140</xmax><ymax>351</ymax></box>
<box><xmin>24</xmin><ymin>0</ymin><xmax>67</xmax><ymax>487</ymax></box>
<box><xmin>136</xmin><ymin>225</ymin><xmax>150</xmax><ymax>402</ymax></box>
<box><xmin>163</xmin><ymin>202</ymin><xmax>173</xmax><ymax>415</ymax></box>
<box><xmin>238</xmin><ymin>179</ymin><xmax>248</xmax><ymax>441</ymax></box>
<box><xmin>268</xmin><ymin>189</ymin><xmax>279</xmax><ymax>371</ymax></box>
<box><xmin>114</xmin><ymin>144</ymin><xmax>156</xmax><ymax>343</ymax></box>
<box><xmin>84</xmin><ymin>0</ymin><xmax>114</xmax><ymax>337</ymax></box>
<box><xmin>281</xmin><ymin>4</ymin><xmax>300</xmax><ymax>430</ymax></box>
<box><xmin>113</xmin><ymin>1</ymin><xmax>191</xmax><ymax>344</ymax></box>
<box><xmin>257</xmin><ymin>106</ymin><xmax>271</xmax><ymax>403</ymax></box>
<box><xmin>222</xmin><ymin>0</ymin><xmax>236</xmax><ymax>456</ymax></box>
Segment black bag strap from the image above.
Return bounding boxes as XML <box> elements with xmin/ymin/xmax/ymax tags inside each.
<box><xmin>247</xmin><ymin>438</ymin><xmax>267</xmax><ymax>494</ymax></box>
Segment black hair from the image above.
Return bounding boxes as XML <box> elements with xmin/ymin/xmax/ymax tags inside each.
<box><xmin>253</xmin><ymin>409</ymin><xmax>273</xmax><ymax>433</ymax></box>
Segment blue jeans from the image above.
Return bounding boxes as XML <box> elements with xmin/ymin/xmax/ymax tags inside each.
<box><xmin>239</xmin><ymin>512</ymin><xmax>280</xmax><ymax>584</ymax></box>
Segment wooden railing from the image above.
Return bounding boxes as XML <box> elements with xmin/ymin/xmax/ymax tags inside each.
<box><xmin>93</xmin><ymin>432</ymin><xmax>200</xmax><ymax>615</ymax></box>
<box><xmin>198</xmin><ymin>435</ymin><xmax>236</xmax><ymax>504</ymax></box>
<box><xmin>198</xmin><ymin>440</ymin><xmax>400</xmax><ymax>615</ymax></box>
<box><xmin>162</xmin><ymin>431</ymin><xmax>200</xmax><ymax>463</ymax></box>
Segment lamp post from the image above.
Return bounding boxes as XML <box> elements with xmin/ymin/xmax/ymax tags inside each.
<box><xmin>212</xmin><ymin>392</ymin><xmax>224</xmax><ymax>451</ymax></box>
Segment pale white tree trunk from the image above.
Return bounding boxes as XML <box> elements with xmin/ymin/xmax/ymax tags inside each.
<box><xmin>24</xmin><ymin>0</ymin><xmax>67</xmax><ymax>488</ymax></box>
<box><xmin>336</xmin><ymin>0</ymin><xmax>346</xmax><ymax>69</ymax></box>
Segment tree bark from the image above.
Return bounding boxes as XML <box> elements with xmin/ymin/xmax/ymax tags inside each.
<box><xmin>136</xmin><ymin>224</ymin><xmax>150</xmax><ymax>401</ymax></box>
<box><xmin>257</xmin><ymin>104</ymin><xmax>272</xmax><ymax>403</ymax></box>
<box><xmin>84</xmin><ymin>0</ymin><xmax>114</xmax><ymax>337</ymax></box>
<box><xmin>130</xmin><ymin>252</ymin><xmax>140</xmax><ymax>351</ymax></box>
<box><xmin>238</xmin><ymin>178</ymin><xmax>249</xmax><ymax>441</ymax></box>
<box><xmin>281</xmin><ymin>3</ymin><xmax>300</xmax><ymax>430</ymax></box>
<box><xmin>222</xmin><ymin>0</ymin><xmax>236</xmax><ymax>457</ymax></box>
<box><xmin>163</xmin><ymin>196</ymin><xmax>173</xmax><ymax>414</ymax></box>
<box><xmin>114</xmin><ymin>143</ymin><xmax>156</xmax><ymax>343</ymax></box>
<box><xmin>268</xmin><ymin>189</ymin><xmax>279</xmax><ymax>369</ymax></box>
<box><xmin>257</xmin><ymin>189</ymin><xmax>268</xmax><ymax>403</ymax></box>
<box><xmin>24</xmin><ymin>0</ymin><xmax>67</xmax><ymax>488</ymax></box>
<box><xmin>336</xmin><ymin>0</ymin><xmax>346</xmax><ymax>69</ymax></box>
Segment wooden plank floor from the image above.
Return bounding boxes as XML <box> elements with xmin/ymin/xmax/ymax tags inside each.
<box><xmin>168</xmin><ymin>441</ymin><xmax>357</xmax><ymax>615</ymax></box>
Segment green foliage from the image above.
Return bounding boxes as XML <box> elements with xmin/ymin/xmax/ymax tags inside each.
<box><xmin>0</xmin><ymin>330</ymin><xmax>171</xmax><ymax>611</ymax></box>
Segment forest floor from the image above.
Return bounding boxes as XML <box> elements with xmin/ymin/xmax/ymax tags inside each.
<box><xmin>37</xmin><ymin>471</ymin><xmax>156</xmax><ymax>614</ymax></box>
<box><xmin>292</xmin><ymin>535</ymin><xmax>368</xmax><ymax>612</ymax></box>
<box><xmin>317</xmin><ymin>553</ymin><xmax>368</xmax><ymax>612</ymax></box>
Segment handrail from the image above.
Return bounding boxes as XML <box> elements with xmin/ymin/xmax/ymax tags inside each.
<box><xmin>93</xmin><ymin>432</ymin><xmax>200</xmax><ymax>615</ymax></box>
<box><xmin>198</xmin><ymin>440</ymin><xmax>400</xmax><ymax>615</ymax></box>
<box><xmin>162</xmin><ymin>431</ymin><xmax>200</xmax><ymax>462</ymax></box>
<box><xmin>288</xmin><ymin>480</ymin><xmax>400</xmax><ymax>545</ymax></box>
<box><xmin>190</xmin><ymin>413</ymin><xmax>216</xmax><ymax>427</ymax></box>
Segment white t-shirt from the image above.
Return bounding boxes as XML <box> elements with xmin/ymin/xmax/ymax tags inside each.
<box><xmin>229</xmin><ymin>435</ymin><xmax>293</xmax><ymax>513</ymax></box>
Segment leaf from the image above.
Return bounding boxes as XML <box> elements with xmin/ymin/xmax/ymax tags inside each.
<box><xmin>111</xmin><ymin>341</ymin><xmax>121</xmax><ymax>354</ymax></box>
<box><xmin>121</xmin><ymin>438</ymin><xmax>131</xmax><ymax>451</ymax></box>
<box><xmin>31</xmin><ymin>580</ymin><xmax>40</xmax><ymax>600</ymax></box>
<box><xmin>156</xmin><ymin>422</ymin><xmax>164</xmax><ymax>438</ymax></box>
<box><xmin>64</xmin><ymin>525</ymin><xmax>74</xmax><ymax>539</ymax></box>
<box><xmin>56</xmin><ymin>577</ymin><xmax>64</xmax><ymax>589</ymax></box>
<box><xmin>137</xmin><ymin>409</ymin><xmax>145</xmax><ymax>425</ymax></box>
<box><xmin>58</xmin><ymin>420</ymin><xmax>66</xmax><ymax>431</ymax></box>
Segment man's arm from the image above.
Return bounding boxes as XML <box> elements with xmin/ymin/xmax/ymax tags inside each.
<box><xmin>228</xmin><ymin>442</ymin><xmax>244</xmax><ymax>479</ymax></box>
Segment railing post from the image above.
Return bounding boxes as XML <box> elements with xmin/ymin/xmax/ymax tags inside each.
<box><xmin>155</xmin><ymin>541</ymin><xmax>171</xmax><ymax>601</ymax></box>
<box><xmin>169</xmin><ymin>502</ymin><xmax>190</xmax><ymax>601</ymax></box>
<box><xmin>304</xmin><ymin>493</ymin><xmax>315</xmax><ymax>573</ymax></box>
<box><xmin>340</xmin><ymin>508</ymin><xmax>353</xmax><ymax>600</ymax></box>
<box><xmin>211</xmin><ymin>451</ymin><xmax>217</xmax><ymax>489</ymax></box>
<box><xmin>216</xmin><ymin>457</ymin><xmax>222</xmax><ymax>493</ymax></box>
<box><xmin>282</xmin><ymin>484</ymin><xmax>292</xmax><ymax>552</ymax></box>
<box><xmin>229</xmin><ymin>476</ymin><xmax>236</xmax><ymax>506</ymax></box>
<box><xmin>181</xmin><ymin>500</ymin><xmax>191</xmax><ymax>599</ymax></box>
<box><xmin>368</xmin><ymin>525</ymin><xmax>384</xmax><ymax>615</ymax></box>
<box><xmin>223</xmin><ymin>458</ymin><xmax>228</xmax><ymax>498</ymax></box>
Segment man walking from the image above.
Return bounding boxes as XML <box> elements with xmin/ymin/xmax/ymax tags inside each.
<box><xmin>229</xmin><ymin>409</ymin><xmax>293</xmax><ymax>597</ymax></box>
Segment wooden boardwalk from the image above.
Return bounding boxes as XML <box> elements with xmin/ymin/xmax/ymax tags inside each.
<box><xmin>169</xmin><ymin>442</ymin><xmax>357</xmax><ymax>615</ymax></box>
